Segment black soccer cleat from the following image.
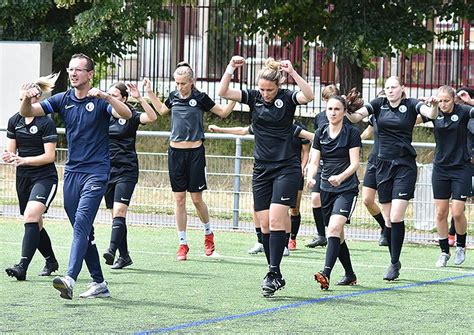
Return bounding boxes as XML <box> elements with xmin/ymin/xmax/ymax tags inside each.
<box><xmin>38</xmin><ymin>261</ymin><xmax>59</xmax><ymax>276</ymax></box>
<box><xmin>261</xmin><ymin>271</ymin><xmax>286</xmax><ymax>297</ymax></box>
<box><xmin>336</xmin><ymin>273</ymin><xmax>357</xmax><ymax>286</ymax></box>
<box><xmin>103</xmin><ymin>249</ymin><xmax>115</xmax><ymax>266</ymax></box>
<box><xmin>306</xmin><ymin>235</ymin><xmax>327</xmax><ymax>248</ymax></box>
<box><xmin>383</xmin><ymin>261</ymin><xmax>401</xmax><ymax>281</ymax></box>
<box><xmin>5</xmin><ymin>264</ymin><xmax>26</xmax><ymax>281</ymax></box>
<box><xmin>111</xmin><ymin>255</ymin><xmax>133</xmax><ymax>269</ymax></box>
<box><xmin>378</xmin><ymin>233</ymin><xmax>388</xmax><ymax>247</ymax></box>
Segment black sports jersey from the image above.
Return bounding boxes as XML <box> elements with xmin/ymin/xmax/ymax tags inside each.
<box><xmin>468</xmin><ymin>119</ymin><xmax>474</xmax><ymax>158</ymax></box>
<box><xmin>312</xmin><ymin>123</ymin><xmax>361</xmax><ymax>193</ymax></box>
<box><xmin>7</xmin><ymin>113</ymin><xmax>58</xmax><ymax>178</ymax></box>
<box><xmin>292</xmin><ymin>121</ymin><xmax>310</xmax><ymax>165</ymax></box>
<box><xmin>165</xmin><ymin>89</ymin><xmax>216</xmax><ymax>142</ymax></box>
<box><xmin>367</xmin><ymin>115</ymin><xmax>379</xmax><ymax>165</ymax></box>
<box><xmin>109</xmin><ymin>109</ymin><xmax>143</xmax><ymax>182</ymax></box>
<box><xmin>242</xmin><ymin>88</ymin><xmax>301</xmax><ymax>162</ymax></box>
<box><xmin>366</xmin><ymin>97</ymin><xmax>423</xmax><ymax>160</ymax></box>
<box><xmin>430</xmin><ymin>104</ymin><xmax>474</xmax><ymax>166</ymax></box>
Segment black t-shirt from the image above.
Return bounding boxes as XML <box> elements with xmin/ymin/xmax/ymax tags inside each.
<box><xmin>165</xmin><ymin>89</ymin><xmax>216</xmax><ymax>142</ymax></box>
<box><xmin>367</xmin><ymin>115</ymin><xmax>379</xmax><ymax>165</ymax></box>
<box><xmin>108</xmin><ymin>109</ymin><xmax>143</xmax><ymax>182</ymax></box>
<box><xmin>366</xmin><ymin>97</ymin><xmax>423</xmax><ymax>160</ymax></box>
<box><xmin>292</xmin><ymin>121</ymin><xmax>310</xmax><ymax>166</ymax></box>
<box><xmin>312</xmin><ymin>123</ymin><xmax>361</xmax><ymax>193</ymax></box>
<box><xmin>430</xmin><ymin>104</ymin><xmax>474</xmax><ymax>167</ymax></box>
<box><xmin>7</xmin><ymin>113</ymin><xmax>58</xmax><ymax>178</ymax></box>
<box><xmin>241</xmin><ymin>88</ymin><xmax>301</xmax><ymax>162</ymax></box>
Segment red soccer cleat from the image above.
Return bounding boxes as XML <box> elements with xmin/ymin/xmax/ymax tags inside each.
<box><xmin>204</xmin><ymin>233</ymin><xmax>215</xmax><ymax>256</ymax></box>
<box><xmin>288</xmin><ymin>239</ymin><xmax>297</xmax><ymax>251</ymax></box>
<box><xmin>176</xmin><ymin>244</ymin><xmax>189</xmax><ymax>261</ymax></box>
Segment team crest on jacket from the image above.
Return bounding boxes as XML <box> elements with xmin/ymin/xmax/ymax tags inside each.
<box><xmin>398</xmin><ymin>105</ymin><xmax>407</xmax><ymax>113</ymax></box>
<box><xmin>86</xmin><ymin>102</ymin><xmax>95</xmax><ymax>112</ymax></box>
<box><xmin>450</xmin><ymin>114</ymin><xmax>459</xmax><ymax>122</ymax></box>
<box><xmin>189</xmin><ymin>99</ymin><xmax>197</xmax><ymax>107</ymax></box>
<box><xmin>29</xmin><ymin>125</ymin><xmax>38</xmax><ymax>134</ymax></box>
<box><xmin>274</xmin><ymin>99</ymin><xmax>283</xmax><ymax>108</ymax></box>
<box><xmin>118</xmin><ymin>118</ymin><xmax>126</xmax><ymax>125</ymax></box>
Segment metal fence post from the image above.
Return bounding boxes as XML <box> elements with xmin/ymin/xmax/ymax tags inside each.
<box><xmin>232</xmin><ymin>137</ymin><xmax>242</xmax><ymax>229</ymax></box>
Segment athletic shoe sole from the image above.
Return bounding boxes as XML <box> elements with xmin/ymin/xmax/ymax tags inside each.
<box><xmin>314</xmin><ymin>272</ymin><xmax>330</xmax><ymax>290</ymax></box>
<box><xmin>53</xmin><ymin>277</ymin><xmax>73</xmax><ymax>300</ymax></box>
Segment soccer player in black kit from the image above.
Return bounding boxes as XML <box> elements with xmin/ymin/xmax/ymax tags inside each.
<box><xmin>218</xmin><ymin>56</ymin><xmax>314</xmax><ymax>297</ymax></box>
<box><xmin>347</xmin><ymin>76</ymin><xmax>437</xmax><ymax>281</ymax></box>
<box><xmin>4</xmin><ymin>77</ymin><xmax>59</xmax><ymax>281</ymax></box>
<box><xmin>428</xmin><ymin>86</ymin><xmax>474</xmax><ymax>267</ymax></box>
<box><xmin>147</xmin><ymin>62</ymin><xmax>236</xmax><ymax>261</ymax></box>
<box><xmin>102</xmin><ymin>81</ymin><xmax>157</xmax><ymax>269</ymax></box>
<box><xmin>305</xmin><ymin>96</ymin><xmax>361</xmax><ymax>290</ymax></box>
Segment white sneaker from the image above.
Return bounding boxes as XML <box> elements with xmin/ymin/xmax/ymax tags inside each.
<box><xmin>53</xmin><ymin>275</ymin><xmax>75</xmax><ymax>300</ymax></box>
<box><xmin>454</xmin><ymin>247</ymin><xmax>466</xmax><ymax>265</ymax></box>
<box><xmin>79</xmin><ymin>281</ymin><xmax>111</xmax><ymax>298</ymax></box>
<box><xmin>248</xmin><ymin>242</ymin><xmax>264</xmax><ymax>254</ymax></box>
<box><xmin>435</xmin><ymin>252</ymin><xmax>450</xmax><ymax>267</ymax></box>
<box><xmin>283</xmin><ymin>247</ymin><xmax>290</xmax><ymax>257</ymax></box>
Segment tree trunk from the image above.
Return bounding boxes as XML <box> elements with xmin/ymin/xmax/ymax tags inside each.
<box><xmin>337</xmin><ymin>56</ymin><xmax>363</xmax><ymax>96</ymax></box>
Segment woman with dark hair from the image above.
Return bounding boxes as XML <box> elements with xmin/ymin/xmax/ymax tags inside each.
<box><xmin>219</xmin><ymin>56</ymin><xmax>314</xmax><ymax>297</ymax></box>
<box><xmin>102</xmin><ymin>81</ymin><xmax>157</xmax><ymax>269</ymax></box>
<box><xmin>347</xmin><ymin>76</ymin><xmax>437</xmax><ymax>281</ymax></box>
<box><xmin>305</xmin><ymin>96</ymin><xmax>361</xmax><ymax>290</ymax></box>
<box><xmin>4</xmin><ymin>75</ymin><xmax>60</xmax><ymax>281</ymax></box>
<box><xmin>148</xmin><ymin>62</ymin><xmax>235</xmax><ymax>261</ymax></box>
<box><xmin>429</xmin><ymin>85</ymin><xmax>474</xmax><ymax>267</ymax></box>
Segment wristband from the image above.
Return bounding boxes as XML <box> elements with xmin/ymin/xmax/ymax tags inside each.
<box><xmin>226</xmin><ymin>64</ymin><xmax>236</xmax><ymax>75</ymax></box>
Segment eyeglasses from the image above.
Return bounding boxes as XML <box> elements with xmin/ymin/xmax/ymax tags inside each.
<box><xmin>66</xmin><ymin>67</ymin><xmax>91</xmax><ymax>73</ymax></box>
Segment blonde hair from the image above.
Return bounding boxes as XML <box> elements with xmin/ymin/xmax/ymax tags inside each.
<box><xmin>24</xmin><ymin>73</ymin><xmax>60</xmax><ymax>96</ymax></box>
<box><xmin>173</xmin><ymin>61</ymin><xmax>194</xmax><ymax>81</ymax></box>
<box><xmin>257</xmin><ymin>58</ymin><xmax>286</xmax><ymax>86</ymax></box>
<box><xmin>437</xmin><ymin>85</ymin><xmax>456</xmax><ymax>99</ymax></box>
<box><xmin>322</xmin><ymin>84</ymin><xmax>340</xmax><ymax>101</ymax></box>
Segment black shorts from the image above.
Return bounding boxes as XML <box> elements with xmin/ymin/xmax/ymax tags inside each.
<box><xmin>311</xmin><ymin>169</ymin><xmax>322</xmax><ymax>193</ymax></box>
<box><xmin>432</xmin><ymin>164</ymin><xmax>471</xmax><ymax>201</ymax></box>
<box><xmin>168</xmin><ymin>145</ymin><xmax>207</xmax><ymax>193</ymax></box>
<box><xmin>104</xmin><ymin>180</ymin><xmax>137</xmax><ymax>208</ymax></box>
<box><xmin>376</xmin><ymin>158</ymin><xmax>417</xmax><ymax>204</ymax></box>
<box><xmin>320</xmin><ymin>189</ymin><xmax>358</xmax><ymax>225</ymax></box>
<box><xmin>253</xmin><ymin>161</ymin><xmax>301</xmax><ymax>211</ymax></box>
<box><xmin>16</xmin><ymin>175</ymin><xmax>58</xmax><ymax>215</ymax></box>
<box><xmin>363</xmin><ymin>161</ymin><xmax>377</xmax><ymax>190</ymax></box>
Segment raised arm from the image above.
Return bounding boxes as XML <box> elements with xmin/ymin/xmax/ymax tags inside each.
<box><xmin>280</xmin><ymin>60</ymin><xmax>314</xmax><ymax>104</ymax></box>
<box><xmin>210</xmin><ymin>100</ymin><xmax>237</xmax><ymax>118</ymax></box>
<box><xmin>208</xmin><ymin>124</ymin><xmax>250</xmax><ymax>136</ymax></box>
<box><xmin>143</xmin><ymin>78</ymin><xmax>170</xmax><ymax>116</ymax></box>
<box><xmin>218</xmin><ymin>56</ymin><xmax>245</xmax><ymax>101</ymax></box>
<box><xmin>360</xmin><ymin>124</ymin><xmax>373</xmax><ymax>140</ymax></box>
<box><xmin>346</xmin><ymin>106</ymin><xmax>369</xmax><ymax>123</ymax></box>
<box><xmin>126</xmin><ymin>82</ymin><xmax>157</xmax><ymax>124</ymax></box>
<box><xmin>457</xmin><ymin>90</ymin><xmax>474</xmax><ymax>106</ymax></box>
<box><xmin>88</xmin><ymin>87</ymin><xmax>132</xmax><ymax>119</ymax></box>
<box><xmin>419</xmin><ymin>98</ymin><xmax>438</xmax><ymax>120</ymax></box>
<box><xmin>19</xmin><ymin>87</ymin><xmax>46</xmax><ymax>117</ymax></box>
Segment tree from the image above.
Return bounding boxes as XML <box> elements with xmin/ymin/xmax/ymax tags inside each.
<box><xmin>218</xmin><ymin>0</ymin><xmax>474</xmax><ymax>93</ymax></box>
<box><xmin>0</xmin><ymin>0</ymin><xmax>173</xmax><ymax>92</ymax></box>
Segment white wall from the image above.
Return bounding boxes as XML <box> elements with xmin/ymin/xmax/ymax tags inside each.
<box><xmin>0</xmin><ymin>41</ymin><xmax>52</xmax><ymax>146</ymax></box>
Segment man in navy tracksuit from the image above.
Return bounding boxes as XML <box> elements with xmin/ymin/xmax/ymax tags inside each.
<box><xmin>20</xmin><ymin>54</ymin><xmax>132</xmax><ymax>299</ymax></box>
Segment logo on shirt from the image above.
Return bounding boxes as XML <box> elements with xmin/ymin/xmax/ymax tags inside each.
<box><xmin>29</xmin><ymin>125</ymin><xmax>38</xmax><ymax>134</ymax></box>
<box><xmin>255</xmin><ymin>102</ymin><xmax>264</xmax><ymax>107</ymax></box>
<box><xmin>91</xmin><ymin>185</ymin><xmax>101</xmax><ymax>191</ymax></box>
<box><xmin>450</xmin><ymin>114</ymin><xmax>459</xmax><ymax>122</ymax></box>
<box><xmin>189</xmin><ymin>99</ymin><xmax>197</xmax><ymax>107</ymax></box>
<box><xmin>65</xmin><ymin>104</ymin><xmax>75</xmax><ymax>109</ymax></box>
<box><xmin>118</xmin><ymin>118</ymin><xmax>126</xmax><ymax>125</ymax></box>
<box><xmin>437</xmin><ymin>115</ymin><xmax>444</xmax><ymax>120</ymax></box>
<box><xmin>86</xmin><ymin>102</ymin><xmax>95</xmax><ymax>112</ymax></box>
<box><xmin>274</xmin><ymin>99</ymin><xmax>284</xmax><ymax>108</ymax></box>
<box><xmin>398</xmin><ymin>105</ymin><xmax>407</xmax><ymax>113</ymax></box>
